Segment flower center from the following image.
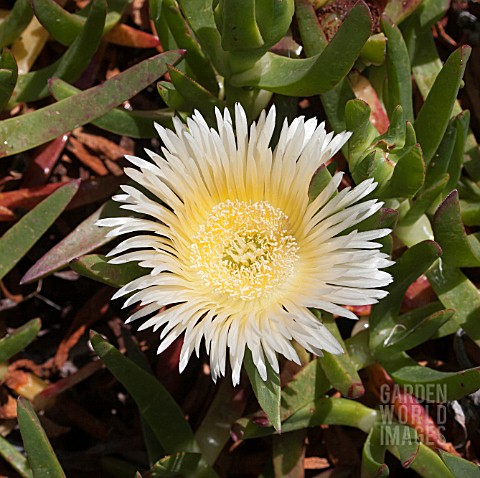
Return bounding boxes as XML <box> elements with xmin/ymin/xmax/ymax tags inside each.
<box><xmin>190</xmin><ymin>200</ymin><xmax>299</xmax><ymax>301</ymax></box>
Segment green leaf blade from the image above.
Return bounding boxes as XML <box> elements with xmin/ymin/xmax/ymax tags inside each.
<box><xmin>0</xmin><ymin>181</ymin><xmax>80</xmax><ymax>281</ymax></box>
<box><xmin>17</xmin><ymin>398</ymin><xmax>66</xmax><ymax>478</ymax></box>
<box><xmin>0</xmin><ymin>50</ymin><xmax>184</xmax><ymax>157</ymax></box>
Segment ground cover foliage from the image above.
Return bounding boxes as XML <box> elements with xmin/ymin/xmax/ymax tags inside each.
<box><xmin>0</xmin><ymin>0</ymin><xmax>480</xmax><ymax>476</ymax></box>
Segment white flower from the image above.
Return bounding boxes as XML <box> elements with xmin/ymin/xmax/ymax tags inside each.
<box><xmin>98</xmin><ymin>104</ymin><xmax>393</xmax><ymax>385</ymax></box>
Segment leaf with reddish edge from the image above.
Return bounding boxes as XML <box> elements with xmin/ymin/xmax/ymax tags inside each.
<box><xmin>20</xmin><ymin>198</ymin><xmax>126</xmax><ymax>284</ymax></box>
<box><xmin>369</xmin><ymin>363</ymin><xmax>456</xmax><ymax>453</ymax></box>
<box><xmin>362</xmin><ymin>423</ymin><xmax>389</xmax><ymax>478</ymax></box>
<box><xmin>350</xmin><ymin>73</ymin><xmax>389</xmax><ymax>134</ymax></box>
<box><xmin>0</xmin><ymin>181</ymin><xmax>79</xmax><ymax>281</ymax></box>
<box><xmin>433</xmin><ymin>190</ymin><xmax>480</xmax><ymax>267</ymax></box>
<box><xmin>104</xmin><ymin>23</ymin><xmax>160</xmax><ymax>48</ymax></box>
<box><xmin>0</xmin><ymin>50</ymin><xmax>184</xmax><ymax>158</ymax></box>
<box><xmin>21</xmin><ymin>134</ymin><xmax>70</xmax><ymax>188</ymax></box>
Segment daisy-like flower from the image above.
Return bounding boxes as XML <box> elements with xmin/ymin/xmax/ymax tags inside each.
<box><xmin>98</xmin><ymin>104</ymin><xmax>393</xmax><ymax>385</ymax></box>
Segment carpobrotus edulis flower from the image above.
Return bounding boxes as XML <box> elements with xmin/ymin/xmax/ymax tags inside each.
<box><xmin>98</xmin><ymin>104</ymin><xmax>393</xmax><ymax>385</ymax></box>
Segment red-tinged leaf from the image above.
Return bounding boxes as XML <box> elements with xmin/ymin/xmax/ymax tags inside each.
<box><xmin>0</xmin><ymin>50</ymin><xmax>184</xmax><ymax>158</ymax></box>
<box><xmin>350</xmin><ymin>73</ymin><xmax>389</xmax><ymax>134</ymax></box>
<box><xmin>104</xmin><ymin>23</ymin><xmax>160</xmax><ymax>48</ymax></box>
<box><xmin>20</xmin><ymin>198</ymin><xmax>125</xmax><ymax>284</ymax></box>
<box><xmin>401</xmin><ymin>274</ymin><xmax>436</xmax><ymax>312</ymax></box>
<box><xmin>21</xmin><ymin>134</ymin><xmax>70</xmax><ymax>188</ymax></box>
<box><xmin>391</xmin><ymin>390</ymin><xmax>457</xmax><ymax>454</ymax></box>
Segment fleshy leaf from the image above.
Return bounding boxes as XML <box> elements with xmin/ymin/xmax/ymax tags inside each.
<box><xmin>381</xmin><ymin>16</ymin><xmax>413</xmax><ymax>122</ymax></box>
<box><xmin>0</xmin><ymin>319</ymin><xmax>41</xmax><ymax>362</ymax></box>
<box><xmin>0</xmin><ymin>181</ymin><xmax>79</xmax><ymax>281</ymax></box>
<box><xmin>433</xmin><ymin>190</ymin><xmax>480</xmax><ymax>267</ymax></box>
<box><xmin>70</xmin><ymin>254</ymin><xmax>145</xmax><ymax>288</ymax></box>
<box><xmin>0</xmin><ymin>50</ymin><xmax>184</xmax><ymax>157</ymax></box>
<box><xmin>0</xmin><ymin>434</ymin><xmax>32</xmax><ymax>478</ymax></box>
<box><xmin>414</xmin><ymin>46</ymin><xmax>471</xmax><ymax>164</ymax></box>
<box><xmin>21</xmin><ymin>199</ymin><xmax>126</xmax><ymax>284</ymax></box>
<box><xmin>17</xmin><ymin>398</ymin><xmax>66</xmax><ymax>478</ymax></box>
<box><xmin>154</xmin><ymin>0</ymin><xmax>218</xmax><ymax>92</ymax></box>
<box><xmin>229</xmin><ymin>2</ymin><xmax>371</xmax><ymax>96</ymax></box>
<box><xmin>369</xmin><ymin>240</ymin><xmax>442</xmax><ymax>354</ymax></box>
<box><xmin>31</xmin><ymin>0</ymin><xmax>129</xmax><ymax>46</ymax></box>
<box><xmin>89</xmin><ymin>332</ymin><xmax>200</xmax><ymax>454</ymax></box>
<box><xmin>0</xmin><ymin>48</ymin><xmax>18</xmax><ymax>111</ymax></box>
<box><xmin>315</xmin><ymin>311</ymin><xmax>364</xmax><ymax>399</ymax></box>
<box><xmin>49</xmin><ymin>79</ymin><xmax>173</xmax><ymax>138</ymax></box>
<box><xmin>11</xmin><ymin>0</ymin><xmax>107</xmax><ymax>104</ymax></box>
<box><xmin>362</xmin><ymin>423</ymin><xmax>389</xmax><ymax>478</ymax></box>
<box><xmin>382</xmin><ymin>352</ymin><xmax>480</xmax><ymax>401</ymax></box>
<box><xmin>244</xmin><ymin>348</ymin><xmax>282</xmax><ymax>432</ymax></box>
<box><xmin>439</xmin><ymin>450</ymin><xmax>480</xmax><ymax>477</ymax></box>
<box><xmin>0</xmin><ymin>0</ymin><xmax>33</xmax><ymax>49</ymax></box>
<box><xmin>427</xmin><ymin>262</ymin><xmax>480</xmax><ymax>345</ymax></box>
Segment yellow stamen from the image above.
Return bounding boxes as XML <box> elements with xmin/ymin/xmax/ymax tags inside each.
<box><xmin>190</xmin><ymin>200</ymin><xmax>299</xmax><ymax>301</ymax></box>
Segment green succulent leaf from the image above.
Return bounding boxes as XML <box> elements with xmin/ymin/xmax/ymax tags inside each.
<box><xmin>316</xmin><ymin>311</ymin><xmax>365</xmax><ymax>399</ymax></box>
<box><xmin>382</xmin><ymin>309</ymin><xmax>453</xmax><ymax>353</ymax></box>
<box><xmin>49</xmin><ymin>79</ymin><xmax>173</xmax><ymax>138</ymax></box>
<box><xmin>377</xmin><ymin>144</ymin><xmax>425</xmax><ymax>199</ymax></box>
<box><xmin>0</xmin><ymin>50</ymin><xmax>184</xmax><ymax>157</ymax></box>
<box><xmin>156</xmin><ymin>0</ymin><xmax>218</xmax><ymax>92</ymax></box>
<box><xmin>149</xmin><ymin>453</ymin><xmax>206</xmax><ymax>477</ymax></box>
<box><xmin>0</xmin><ymin>48</ymin><xmax>18</xmax><ymax>111</ymax></box>
<box><xmin>70</xmin><ymin>254</ymin><xmax>145</xmax><ymax>288</ymax></box>
<box><xmin>0</xmin><ymin>434</ymin><xmax>32</xmax><ymax>478</ymax></box>
<box><xmin>362</xmin><ymin>423</ymin><xmax>389</xmax><ymax>478</ymax></box>
<box><xmin>10</xmin><ymin>0</ymin><xmax>107</xmax><ymax>104</ymax></box>
<box><xmin>369</xmin><ymin>240</ymin><xmax>442</xmax><ymax>354</ymax></box>
<box><xmin>90</xmin><ymin>332</ymin><xmax>200</xmax><ymax>454</ymax></box>
<box><xmin>17</xmin><ymin>398</ymin><xmax>66</xmax><ymax>478</ymax></box>
<box><xmin>382</xmin><ymin>352</ymin><xmax>480</xmax><ymax>401</ymax></box>
<box><xmin>400</xmin><ymin>173</ymin><xmax>450</xmax><ymax>228</ymax></box>
<box><xmin>31</xmin><ymin>0</ymin><xmax>130</xmax><ymax>46</ymax></box>
<box><xmin>427</xmin><ymin>262</ymin><xmax>480</xmax><ymax>345</ymax></box>
<box><xmin>345</xmin><ymin>99</ymin><xmax>378</xmax><ymax>174</ymax></box>
<box><xmin>439</xmin><ymin>450</ymin><xmax>480</xmax><ymax>477</ymax></box>
<box><xmin>167</xmin><ymin>65</ymin><xmax>225</xmax><ymax>118</ymax></box>
<box><xmin>433</xmin><ymin>190</ymin><xmax>480</xmax><ymax>267</ymax></box>
<box><xmin>244</xmin><ymin>348</ymin><xmax>282</xmax><ymax>432</ymax></box>
<box><xmin>381</xmin><ymin>16</ymin><xmax>413</xmax><ymax>122</ymax></box>
<box><xmin>0</xmin><ymin>318</ymin><xmax>41</xmax><ymax>363</ymax></box>
<box><xmin>0</xmin><ymin>181</ymin><xmax>79</xmax><ymax>281</ymax></box>
<box><xmin>414</xmin><ymin>46</ymin><xmax>471</xmax><ymax>164</ymax></box>
<box><xmin>0</xmin><ymin>0</ymin><xmax>33</xmax><ymax>49</ymax></box>
<box><xmin>229</xmin><ymin>1</ymin><xmax>371</xmax><ymax>96</ymax></box>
